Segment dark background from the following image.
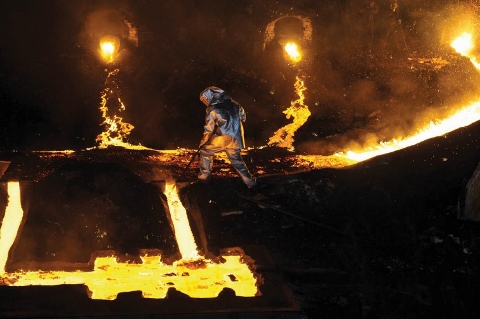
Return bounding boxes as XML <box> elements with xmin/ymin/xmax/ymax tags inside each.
<box><xmin>2</xmin><ymin>2</ymin><xmax>480</xmax><ymax>318</ymax></box>
<box><xmin>0</xmin><ymin>0</ymin><xmax>479</xmax><ymax>152</ymax></box>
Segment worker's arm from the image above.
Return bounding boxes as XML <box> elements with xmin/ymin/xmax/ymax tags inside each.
<box><xmin>199</xmin><ymin>110</ymin><xmax>216</xmax><ymax>148</ymax></box>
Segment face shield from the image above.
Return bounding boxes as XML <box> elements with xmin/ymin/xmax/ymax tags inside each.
<box><xmin>200</xmin><ymin>86</ymin><xmax>226</xmax><ymax>106</ymax></box>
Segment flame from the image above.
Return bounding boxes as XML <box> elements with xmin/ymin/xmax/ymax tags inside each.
<box><xmin>164</xmin><ymin>181</ymin><xmax>199</xmax><ymax>260</ymax></box>
<box><xmin>96</xmin><ymin>69</ymin><xmax>137</xmax><ymax>149</ymax></box>
<box><xmin>451</xmin><ymin>33</ymin><xmax>473</xmax><ymax>56</ymax></box>
<box><xmin>96</xmin><ymin>36</ymin><xmax>151</xmax><ymax>150</ymax></box>
<box><xmin>295</xmin><ymin>32</ymin><xmax>480</xmax><ymax>167</ymax></box>
<box><xmin>284</xmin><ymin>42</ymin><xmax>302</xmax><ymax>63</ymax></box>
<box><xmin>268</xmin><ymin>76</ymin><xmax>311</xmax><ymax>150</ymax></box>
<box><xmin>334</xmin><ymin>100</ymin><xmax>480</xmax><ymax>163</ymax></box>
<box><xmin>0</xmin><ymin>180</ymin><xmax>259</xmax><ymax>299</ymax></box>
<box><xmin>8</xmin><ymin>32</ymin><xmax>480</xmax><ymax>301</ymax></box>
<box><xmin>99</xmin><ymin>36</ymin><xmax>119</xmax><ymax>63</ymax></box>
<box><xmin>451</xmin><ymin>32</ymin><xmax>480</xmax><ymax>69</ymax></box>
<box><xmin>100</xmin><ymin>41</ymin><xmax>116</xmax><ymax>63</ymax></box>
<box><xmin>325</xmin><ymin>33</ymin><xmax>480</xmax><ymax>163</ymax></box>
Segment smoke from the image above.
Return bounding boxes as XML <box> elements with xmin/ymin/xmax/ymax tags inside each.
<box><xmin>294</xmin><ymin>1</ymin><xmax>480</xmax><ymax>155</ymax></box>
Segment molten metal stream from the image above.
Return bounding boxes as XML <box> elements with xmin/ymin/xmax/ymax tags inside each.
<box><xmin>334</xmin><ymin>101</ymin><xmax>480</xmax><ymax>163</ymax></box>
<box><xmin>328</xmin><ymin>32</ymin><xmax>480</xmax><ymax>164</ymax></box>
<box><xmin>0</xmin><ymin>182</ymin><xmax>23</xmax><ymax>275</ymax></box>
<box><xmin>164</xmin><ymin>181</ymin><xmax>199</xmax><ymax>260</ymax></box>
<box><xmin>268</xmin><ymin>76</ymin><xmax>310</xmax><ymax>150</ymax></box>
<box><xmin>268</xmin><ymin>33</ymin><xmax>480</xmax><ymax>166</ymax></box>
<box><xmin>96</xmin><ymin>69</ymin><xmax>136</xmax><ymax>149</ymax></box>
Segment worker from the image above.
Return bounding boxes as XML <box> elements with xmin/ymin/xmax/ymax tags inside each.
<box><xmin>197</xmin><ymin>86</ymin><xmax>256</xmax><ymax>191</ymax></box>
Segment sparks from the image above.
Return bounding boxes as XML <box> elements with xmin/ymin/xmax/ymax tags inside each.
<box><xmin>96</xmin><ymin>69</ymin><xmax>138</xmax><ymax>149</ymax></box>
<box><xmin>268</xmin><ymin>76</ymin><xmax>311</xmax><ymax>150</ymax></box>
<box><xmin>297</xmin><ymin>32</ymin><xmax>480</xmax><ymax>167</ymax></box>
<box><xmin>334</xmin><ymin>101</ymin><xmax>480</xmax><ymax>163</ymax></box>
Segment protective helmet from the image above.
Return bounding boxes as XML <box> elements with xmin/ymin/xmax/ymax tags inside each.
<box><xmin>199</xmin><ymin>86</ymin><xmax>228</xmax><ymax>106</ymax></box>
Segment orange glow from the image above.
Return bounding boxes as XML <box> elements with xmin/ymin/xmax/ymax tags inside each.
<box><xmin>293</xmin><ymin>154</ymin><xmax>356</xmax><ymax>169</ymax></box>
<box><xmin>451</xmin><ymin>33</ymin><xmax>473</xmax><ymax>56</ymax></box>
<box><xmin>164</xmin><ymin>181</ymin><xmax>199</xmax><ymax>260</ymax></box>
<box><xmin>268</xmin><ymin>76</ymin><xmax>310</xmax><ymax>150</ymax></box>
<box><xmin>7</xmin><ymin>33</ymin><xmax>480</xmax><ymax>301</ymax></box>
<box><xmin>284</xmin><ymin>42</ymin><xmax>302</xmax><ymax>63</ymax></box>
<box><xmin>0</xmin><ymin>180</ymin><xmax>259</xmax><ymax>299</ymax></box>
<box><xmin>332</xmin><ymin>100</ymin><xmax>480</xmax><ymax>163</ymax></box>
<box><xmin>99</xmin><ymin>35</ymin><xmax>119</xmax><ymax>63</ymax></box>
<box><xmin>288</xmin><ymin>101</ymin><xmax>480</xmax><ymax>168</ymax></box>
<box><xmin>451</xmin><ymin>32</ymin><xmax>480</xmax><ymax>69</ymax></box>
<box><xmin>0</xmin><ymin>182</ymin><xmax>24</xmax><ymax>275</ymax></box>
<box><xmin>100</xmin><ymin>41</ymin><xmax>115</xmax><ymax>62</ymax></box>
<box><xmin>314</xmin><ymin>33</ymin><xmax>480</xmax><ymax>164</ymax></box>
<box><xmin>96</xmin><ymin>69</ymin><xmax>140</xmax><ymax>149</ymax></box>
<box><xmin>2</xmin><ymin>252</ymin><xmax>259</xmax><ymax>300</ymax></box>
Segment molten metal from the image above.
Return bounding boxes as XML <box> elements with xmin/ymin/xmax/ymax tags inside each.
<box><xmin>100</xmin><ymin>41</ymin><xmax>115</xmax><ymax>62</ymax></box>
<box><xmin>2</xmin><ymin>254</ymin><xmax>258</xmax><ymax>300</ymax></box>
<box><xmin>99</xmin><ymin>36</ymin><xmax>119</xmax><ymax>63</ymax></box>
<box><xmin>0</xmin><ymin>179</ymin><xmax>259</xmax><ymax>300</ymax></box>
<box><xmin>268</xmin><ymin>76</ymin><xmax>310</xmax><ymax>150</ymax></box>
<box><xmin>96</xmin><ymin>69</ymin><xmax>138</xmax><ymax>149</ymax></box>
<box><xmin>0</xmin><ymin>182</ymin><xmax>24</xmax><ymax>275</ymax></box>
<box><xmin>3</xmin><ymin>31</ymin><xmax>480</xmax><ymax>302</ymax></box>
<box><xmin>325</xmin><ymin>32</ymin><xmax>480</xmax><ymax>163</ymax></box>
<box><xmin>285</xmin><ymin>42</ymin><xmax>302</xmax><ymax>63</ymax></box>
<box><xmin>164</xmin><ymin>181</ymin><xmax>199</xmax><ymax>260</ymax></box>
<box><xmin>451</xmin><ymin>32</ymin><xmax>480</xmax><ymax>69</ymax></box>
<box><xmin>334</xmin><ymin>101</ymin><xmax>480</xmax><ymax>162</ymax></box>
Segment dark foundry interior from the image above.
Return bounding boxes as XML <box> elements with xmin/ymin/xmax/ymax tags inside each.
<box><xmin>2</xmin><ymin>1</ymin><xmax>480</xmax><ymax>318</ymax></box>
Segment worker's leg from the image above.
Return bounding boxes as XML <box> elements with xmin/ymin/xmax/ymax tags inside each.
<box><xmin>225</xmin><ymin>148</ymin><xmax>256</xmax><ymax>188</ymax></box>
<box><xmin>198</xmin><ymin>146</ymin><xmax>220</xmax><ymax>181</ymax></box>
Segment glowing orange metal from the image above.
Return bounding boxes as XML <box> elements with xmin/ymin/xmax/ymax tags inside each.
<box><xmin>99</xmin><ymin>36</ymin><xmax>119</xmax><ymax>63</ymax></box>
<box><xmin>268</xmin><ymin>76</ymin><xmax>311</xmax><ymax>150</ymax></box>
<box><xmin>100</xmin><ymin>41</ymin><xmax>115</xmax><ymax>62</ymax></box>
<box><xmin>320</xmin><ymin>33</ymin><xmax>480</xmax><ymax>164</ymax></box>
<box><xmin>0</xmin><ymin>182</ymin><xmax>23</xmax><ymax>275</ymax></box>
<box><xmin>164</xmin><ymin>181</ymin><xmax>199</xmax><ymax>260</ymax></box>
<box><xmin>2</xmin><ymin>254</ymin><xmax>259</xmax><ymax>300</ymax></box>
<box><xmin>0</xmin><ymin>180</ymin><xmax>259</xmax><ymax>300</ymax></box>
<box><xmin>96</xmin><ymin>69</ymin><xmax>141</xmax><ymax>149</ymax></box>
<box><xmin>451</xmin><ymin>32</ymin><xmax>480</xmax><ymax>69</ymax></box>
<box><xmin>284</xmin><ymin>42</ymin><xmax>302</xmax><ymax>63</ymax></box>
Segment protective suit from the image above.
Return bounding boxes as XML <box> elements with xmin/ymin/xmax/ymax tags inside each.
<box><xmin>198</xmin><ymin>86</ymin><xmax>256</xmax><ymax>188</ymax></box>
